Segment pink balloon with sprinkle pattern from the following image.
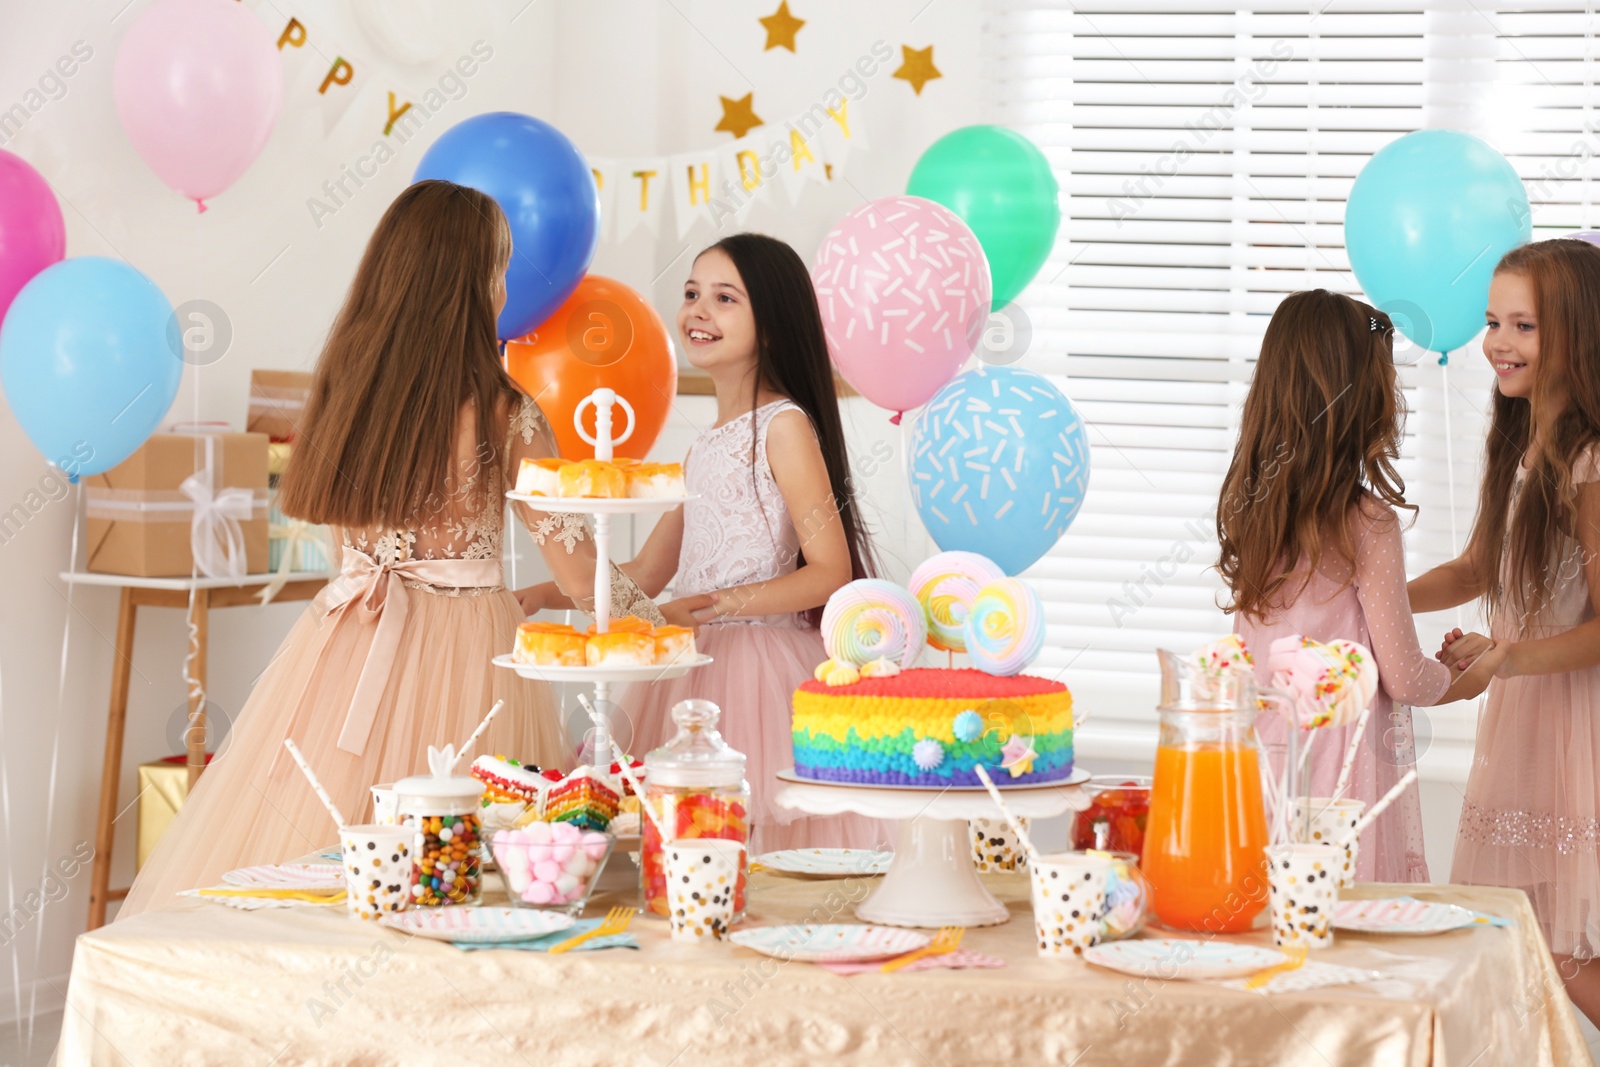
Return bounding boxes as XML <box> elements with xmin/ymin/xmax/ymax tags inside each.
<box><xmin>810</xmin><ymin>195</ymin><xmax>991</xmax><ymax>421</ymax></box>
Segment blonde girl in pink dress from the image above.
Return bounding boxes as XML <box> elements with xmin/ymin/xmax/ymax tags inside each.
<box><xmin>120</xmin><ymin>182</ymin><xmax>662</xmax><ymax>917</ymax></box>
<box><xmin>520</xmin><ymin>234</ymin><xmax>881</xmax><ymax>853</ymax></box>
<box><xmin>1411</xmin><ymin>239</ymin><xmax>1600</xmax><ymax>1026</ymax></box>
<box><xmin>1217</xmin><ymin>289</ymin><xmax>1504</xmax><ymax>883</ymax></box>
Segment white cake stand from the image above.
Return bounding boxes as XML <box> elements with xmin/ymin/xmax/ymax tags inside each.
<box><xmin>773</xmin><ymin>769</ymin><xmax>1090</xmax><ymax>929</ymax></box>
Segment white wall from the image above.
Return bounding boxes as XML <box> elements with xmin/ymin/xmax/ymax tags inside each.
<box><xmin>0</xmin><ymin>0</ymin><xmax>982</xmax><ymax>1024</ymax></box>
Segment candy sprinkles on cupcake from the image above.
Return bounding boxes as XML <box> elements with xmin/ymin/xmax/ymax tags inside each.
<box><xmin>790</xmin><ymin>553</ymin><xmax>1075</xmax><ymax>788</ymax></box>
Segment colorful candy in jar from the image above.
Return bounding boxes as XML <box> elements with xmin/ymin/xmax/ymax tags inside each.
<box><xmin>642</xmin><ymin>789</ymin><xmax>748</xmax><ymax>918</ymax></box>
<box><xmin>1071</xmin><ymin>778</ymin><xmax>1151</xmax><ymax>856</ymax></box>
<box><xmin>411</xmin><ymin>813</ymin><xmax>483</xmax><ymax>906</ymax></box>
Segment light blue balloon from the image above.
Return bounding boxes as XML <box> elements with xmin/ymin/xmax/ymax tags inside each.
<box><xmin>1345</xmin><ymin>130</ymin><xmax>1531</xmax><ymax>358</ymax></box>
<box><xmin>1</xmin><ymin>257</ymin><xmax>178</xmax><ymax>477</ymax></box>
<box><xmin>910</xmin><ymin>366</ymin><xmax>1090</xmax><ymax>575</ymax></box>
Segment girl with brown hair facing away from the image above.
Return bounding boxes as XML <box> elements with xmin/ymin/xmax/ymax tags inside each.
<box><xmin>120</xmin><ymin>180</ymin><xmax>662</xmax><ymax>916</ymax></box>
<box><xmin>1412</xmin><ymin>239</ymin><xmax>1600</xmax><ymax>1025</ymax></box>
<box><xmin>1217</xmin><ymin>289</ymin><xmax>1504</xmax><ymax>883</ymax></box>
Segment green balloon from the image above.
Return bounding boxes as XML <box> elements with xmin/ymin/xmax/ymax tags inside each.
<box><xmin>906</xmin><ymin>126</ymin><xmax>1061</xmax><ymax>309</ymax></box>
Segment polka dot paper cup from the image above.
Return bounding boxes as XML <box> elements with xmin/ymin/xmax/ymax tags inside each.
<box><xmin>370</xmin><ymin>785</ymin><xmax>398</xmax><ymax>826</ymax></box>
<box><xmin>1293</xmin><ymin>797</ymin><xmax>1364</xmax><ymax>888</ymax></box>
<box><xmin>1266</xmin><ymin>842</ymin><xmax>1340</xmax><ymax>949</ymax></box>
<box><xmin>665</xmin><ymin>838</ymin><xmax>744</xmax><ymax>943</ymax></box>
<box><xmin>969</xmin><ymin>817</ymin><xmax>1031</xmax><ymax>872</ymax></box>
<box><xmin>1029</xmin><ymin>851</ymin><xmax>1114</xmax><ymax>958</ymax></box>
<box><xmin>341</xmin><ymin>824</ymin><xmax>414</xmax><ymax>920</ymax></box>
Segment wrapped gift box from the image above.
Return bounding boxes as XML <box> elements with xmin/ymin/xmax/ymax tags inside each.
<box><xmin>267</xmin><ymin>486</ymin><xmax>335</xmax><ymax>574</ymax></box>
<box><xmin>85</xmin><ymin>430</ymin><xmax>269</xmax><ymax>577</ymax></box>
<box><xmin>247</xmin><ymin>369</ymin><xmax>314</xmax><ymax>442</ymax></box>
<box><xmin>136</xmin><ymin>755</ymin><xmax>211</xmax><ymax>870</ymax></box>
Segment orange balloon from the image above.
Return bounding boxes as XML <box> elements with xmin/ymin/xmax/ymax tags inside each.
<box><xmin>504</xmin><ymin>274</ymin><xmax>678</xmax><ymax>461</ymax></box>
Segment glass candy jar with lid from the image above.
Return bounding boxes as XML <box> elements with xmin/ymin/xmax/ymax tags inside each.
<box><xmin>395</xmin><ymin>746</ymin><xmax>487</xmax><ymax>907</ymax></box>
<box><xmin>641</xmin><ymin>700</ymin><xmax>750</xmax><ymax>920</ymax></box>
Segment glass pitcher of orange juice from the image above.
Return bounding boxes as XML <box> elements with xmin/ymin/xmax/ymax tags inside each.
<box><xmin>1141</xmin><ymin>649</ymin><xmax>1278</xmax><ymax>933</ymax></box>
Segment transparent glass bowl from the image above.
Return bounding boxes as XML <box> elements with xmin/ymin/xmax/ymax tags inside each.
<box><xmin>491</xmin><ymin>828</ymin><xmax>615</xmax><ymax>916</ymax></box>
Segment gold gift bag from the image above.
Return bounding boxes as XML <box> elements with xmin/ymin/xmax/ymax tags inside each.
<box><xmin>136</xmin><ymin>756</ymin><xmax>210</xmax><ymax>870</ymax></box>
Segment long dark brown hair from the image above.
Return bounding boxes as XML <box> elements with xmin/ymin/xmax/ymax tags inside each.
<box><xmin>1217</xmin><ymin>289</ymin><xmax>1411</xmax><ymax>621</ymax></box>
<box><xmin>702</xmin><ymin>233</ymin><xmax>877</xmax><ymax>622</ymax></box>
<box><xmin>1468</xmin><ymin>239</ymin><xmax>1600</xmax><ymax>624</ymax></box>
<box><xmin>278</xmin><ymin>180</ymin><xmax>521</xmax><ymax>527</ymax></box>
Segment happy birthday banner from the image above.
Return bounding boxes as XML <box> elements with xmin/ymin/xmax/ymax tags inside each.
<box><xmin>255</xmin><ymin>4</ymin><xmax>865</xmax><ymax>242</ymax></box>
<box><xmin>585</xmin><ymin>101</ymin><xmax>864</xmax><ymax>242</ymax></box>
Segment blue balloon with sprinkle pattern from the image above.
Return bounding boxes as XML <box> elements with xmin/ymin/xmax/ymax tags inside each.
<box><xmin>910</xmin><ymin>366</ymin><xmax>1089</xmax><ymax>576</ymax></box>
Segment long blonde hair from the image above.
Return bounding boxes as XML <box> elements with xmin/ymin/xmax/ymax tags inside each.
<box><xmin>1217</xmin><ymin>289</ymin><xmax>1410</xmax><ymax>621</ymax></box>
<box><xmin>278</xmin><ymin>180</ymin><xmax>520</xmax><ymax>527</ymax></box>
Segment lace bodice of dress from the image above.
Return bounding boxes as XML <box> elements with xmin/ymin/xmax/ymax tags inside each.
<box><xmin>338</xmin><ymin>396</ymin><xmax>664</xmax><ymax>622</ymax></box>
<box><xmin>676</xmin><ymin>400</ymin><xmax>806</xmax><ymax>627</ymax></box>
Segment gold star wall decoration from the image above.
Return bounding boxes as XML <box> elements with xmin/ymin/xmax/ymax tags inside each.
<box><xmin>893</xmin><ymin>44</ymin><xmax>942</xmax><ymax>95</ymax></box>
<box><xmin>715</xmin><ymin>92</ymin><xmax>765</xmax><ymax>138</ymax></box>
<box><xmin>759</xmin><ymin>2</ymin><xmax>805</xmax><ymax>52</ymax></box>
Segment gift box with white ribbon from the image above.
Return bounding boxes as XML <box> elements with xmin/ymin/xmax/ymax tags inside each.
<box><xmin>84</xmin><ymin>426</ymin><xmax>269</xmax><ymax>578</ymax></box>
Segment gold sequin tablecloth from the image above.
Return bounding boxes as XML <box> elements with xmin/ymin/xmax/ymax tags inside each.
<box><xmin>57</xmin><ymin>874</ymin><xmax>1589</xmax><ymax>1066</ymax></box>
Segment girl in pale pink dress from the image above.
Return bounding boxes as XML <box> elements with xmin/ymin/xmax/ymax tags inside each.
<box><xmin>1217</xmin><ymin>290</ymin><xmax>1503</xmax><ymax>883</ymax></box>
<box><xmin>119</xmin><ymin>182</ymin><xmax>662</xmax><ymax>917</ymax></box>
<box><xmin>522</xmin><ymin>235</ymin><xmax>881</xmax><ymax>853</ymax></box>
<box><xmin>1413</xmin><ymin>239</ymin><xmax>1600</xmax><ymax>1026</ymax></box>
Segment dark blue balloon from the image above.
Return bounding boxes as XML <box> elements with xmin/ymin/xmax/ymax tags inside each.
<box><xmin>1</xmin><ymin>256</ymin><xmax>178</xmax><ymax>477</ymax></box>
<box><xmin>910</xmin><ymin>366</ymin><xmax>1090</xmax><ymax>575</ymax></box>
<box><xmin>413</xmin><ymin>112</ymin><xmax>598</xmax><ymax>340</ymax></box>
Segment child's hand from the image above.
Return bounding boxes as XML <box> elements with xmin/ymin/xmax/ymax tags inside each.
<box><xmin>1435</xmin><ymin>627</ymin><xmax>1466</xmax><ymax>662</ymax></box>
<box><xmin>1444</xmin><ymin>639</ymin><xmax>1511</xmax><ymax>701</ymax></box>
<box><xmin>1442</xmin><ymin>630</ymin><xmax>1494</xmax><ymax>672</ymax></box>
<box><xmin>660</xmin><ymin>593</ymin><xmax>716</xmax><ymax>631</ymax></box>
<box><xmin>513</xmin><ymin>582</ymin><xmax>556</xmax><ymax>617</ymax></box>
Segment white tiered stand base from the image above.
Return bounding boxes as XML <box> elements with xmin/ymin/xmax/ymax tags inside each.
<box><xmin>773</xmin><ymin>769</ymin><xmax>1090</xmax><ymax>929</ymax></box>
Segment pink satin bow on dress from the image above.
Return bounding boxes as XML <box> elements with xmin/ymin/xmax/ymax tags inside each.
<box><xmin>312</xmin><ymin>546</ymin><xmax>502</xmax><ymax>757</ymax></box>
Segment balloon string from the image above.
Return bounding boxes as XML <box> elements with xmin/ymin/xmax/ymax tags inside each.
<box><xmin>183</xmin><ymin>212</ymin><xmax>207</xmax><ymax>754</ymax></box>
<box><xmin>1441</xmin><ymin>355</ymin><xmax>1463</xmax><ymax>631</ymax></box>
<box><xmin>28</xmin><ymin>484</ymin><xmax>79</xmax><ymax>1041</ymax></box>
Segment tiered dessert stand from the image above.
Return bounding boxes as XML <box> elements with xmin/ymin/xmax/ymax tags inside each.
<box><xmin>773</xmin><ymin>768</ymin><xmax>1090</xmax><ymax>928</ymax></box>
<box><xmin>493</xmin><ymin>387</ymin><xmax>712</xmax><ymax>760</ymax></box>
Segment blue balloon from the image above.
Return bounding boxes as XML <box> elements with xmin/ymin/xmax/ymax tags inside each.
<box><xmin>1345</xmin><ymin>130</ymin><xmax>1531</xmax><ymax>357</ymax></box>
<box><xmin>413</xmin><ymin>112</ymin><xmax>598</xmax><ymax>340</ymax></box>
<box><xmin>910</xmin><ymin>366</ymin><xmax>1090</xmax><ymax>575</ymax></box>
<box><xmin>1</xmin><ymin>256</ymin><xmax>178</xmax><ymax>477</ymax></box>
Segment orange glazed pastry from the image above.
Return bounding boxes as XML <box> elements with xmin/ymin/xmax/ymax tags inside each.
<box><xmin>654</xmin><ymin>625</ymin><xmax>697</xmax><ymax>664</ymax></box>
<box><xmin>625</xmin><ymin>462</ymin><xmax>686</xmax><ymax>499</ymax></box>
<box><xmin>514</xmin><ymin>622</ymin><xmax>587</xmax><ymax>667</ymax></box>
<box><xmin>585</xmin><ymin>631</ymin><xmax>656</xmax><ymax>667</ymax></box>
<box><xmin>515</xmin><ymin>457</ymin><xmax>564</xmax><ymax>496</ymax></box>
<box><xmin>557</xmin><ymin>460</ymin><xmax>627</xmax><ymax>498</ymax></box>
<box><xmin>588</xmin><ymin>615</ymin><xmax>653</xmax><ymax>636</ymax></box>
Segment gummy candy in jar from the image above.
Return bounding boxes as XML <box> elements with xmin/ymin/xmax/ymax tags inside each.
<box><xmin>1071</xmin><ymin>776</ymin><xmax>1151</xmax><ymax>856</ymax></box>
<box><xmin>395</xmin><ymin>764</ymin><xmax>487</xmax><ymax>907</ymax></box>
<box><xmin>641</xmin><ymin>699</ymin><xmax>750</xmax><ymax>920</ymax></box>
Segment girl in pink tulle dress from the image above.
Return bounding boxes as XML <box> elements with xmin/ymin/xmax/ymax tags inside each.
<box><xmin>1216</xmin><ymin>290</ymin><xmax>1501</xmax><ymax>883</ymax></box>
<box><xmin>523</xmin><ymin>235</ymin><xmax>881</xmax><ymax>853</ymax></box>
<box><xmin>1412</xmin><ymin>240</ymin><xmax>1600</xmax><ymax>1026</ymax></box>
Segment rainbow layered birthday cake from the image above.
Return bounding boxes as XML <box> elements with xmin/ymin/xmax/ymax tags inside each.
<box><xmin>792</xmin><ymin>668</ymin><xmax>1074</xmax><ymax>786</ymax></box>
<box><xmin>790</xmin><ymin>553</ymin><xmax>1074</xmax><ymax>787</ymax></box>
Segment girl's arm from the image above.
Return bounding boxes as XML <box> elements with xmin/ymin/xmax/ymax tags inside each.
<box><xmin>1351</xmin><ymin>501</ymin><xmax>1454</xmax><ymax>706</ymax></box>
<box><xmin>687</xmin><ymin>409</ymin><xmax>852</xmax><ymax>622</ymax></box>
<box><xmin>503</xmin><ymin>397</ymin><xmax>665</xmax><ymax>625</ymax></box>
<box><xmin>1407</xmin><ymin>539</ymin><xmax>1486</xmax><ymax>614</ymax></box>
<box><xmin>515</xmin><ymin>502</ymin><xmax>685</xmax><ymax>615</ymax></box>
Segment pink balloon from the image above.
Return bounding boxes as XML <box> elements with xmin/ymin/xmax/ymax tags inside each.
<box><xmin>113</xmin><ymin>0</ymin><xmax>283</xmax><ymax>210</ymax></box>
<box><xmin>0</xmin><ymin>150</ymin><xmax>64</xmax><ymax>324</ymax></box>
<box><xmin>811</xmin><ymin>195</ymin><xmax>992</xmax><ymax>419</ymax></box>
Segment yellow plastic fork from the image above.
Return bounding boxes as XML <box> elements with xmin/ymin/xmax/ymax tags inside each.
<box><xmin>548</xmin><ymin>906</ymin><xmax>635</xmax><ymax>954</ymax></box>
<box><xmin>1244</xmin><ymin>944</ymin><xmax>1309</xmax><ymax>990</ymax></box>
<box><xmin>879</xmin><ymin>926</ymin><xmax>964</xmax><ymax>973</ymax></box>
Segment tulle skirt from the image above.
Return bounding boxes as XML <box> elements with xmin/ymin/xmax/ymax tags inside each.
<box><xmin>119</xmin><ymin>585</ymin><xmax>563</xmax><ymax>918</ymax></box>
<box><xmin>1257</xmin><ymin>693</ymin><xmax>1430</xmax><ymax>883</ymax></box>
<box><xmin>1452</xmin><ymin>666</ymin><xmax>1600</xmax><ymax>956</ymax></box>
<box><xmin>624</xmin><ymin>622</ymin><xmax>889</xmax><ymax>854</ymax></box>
